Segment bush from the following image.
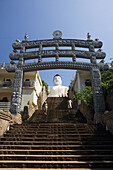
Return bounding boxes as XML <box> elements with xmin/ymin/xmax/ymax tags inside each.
<box><xmin>101</xmin><ymin>69</ymin><xmax>113</xmax><ymax>95</ymax></box>
<box><xmin>73</xmin><ymin>85</ymin><xmax>93</xmax><ymax>109</ymax></box>
<box><xmin>73</xmin><ymin>67</ymin><xmax>113</xmax><ymax>110</ymax></box>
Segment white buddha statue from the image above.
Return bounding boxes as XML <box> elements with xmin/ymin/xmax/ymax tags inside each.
<box><xmin>49</xmin><ymin>74</ymin><xmax>69</xmax><ymax>97</ymax></box>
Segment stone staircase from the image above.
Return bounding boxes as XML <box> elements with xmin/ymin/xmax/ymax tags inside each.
<box><xmin>0</xmin><ymin>98</ymin><xmax>113</xmax><ymax>169</ymax></box>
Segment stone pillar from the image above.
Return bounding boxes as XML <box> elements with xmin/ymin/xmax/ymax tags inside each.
<box><xmin>38</xmin><ymin>44</ymin><xmax>42</xmax><ymax>62</ymax></box>
<box><xmin>91</xmin><ymin>68</ymin><xmax>105</xmax><ymax>114</ymax></box>
<box><xmin>10</xmin><ymin>69</ymin><xmax>24</xmax><ymax>115</ymax></box>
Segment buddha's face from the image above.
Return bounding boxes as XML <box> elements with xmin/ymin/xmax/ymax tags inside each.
<box><xmin>53</xmin><ymin>76</ymin><xmax>62</xmax><ymax>86</ymax></box>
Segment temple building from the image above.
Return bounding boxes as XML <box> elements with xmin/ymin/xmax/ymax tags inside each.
<box><xmin>69</xmin><ymin>70</ymin><xmax>91</xmax><ymax>101</ymax></box>
<box><xmin>73</xmin><ymin>70</ymin><xmax>91</xmax><ymax>90</ymax></box>
<box><xmin>0</xmin><ymin>63</ymin><xmax>42</xmax><ymax>111</ymax></box>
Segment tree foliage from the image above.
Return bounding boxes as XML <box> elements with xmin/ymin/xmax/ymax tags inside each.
<box><xmin>73</xmin><ymin>68</ymin><xmax>113</xmax><ymax>109</ymax></box>
<box><xmin>73</xmin><ymin>85</ymin><xmax>93</xmax><ymax>109</ymax></box>
<box><xmin>42</xmin><ymin>80</ymin><xmax>49</xmax><ymax>94</ymax></box>
<box><xmin>101</xmin><ymin>69</ymin><xmax>113</xmax><ymax>95</ymax></box>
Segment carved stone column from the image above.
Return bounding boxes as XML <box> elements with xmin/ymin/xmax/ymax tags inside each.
<box><xmin>91</xmin><ymin>68</ymin><xmax>105</xmax><ymax>114</ymax></box>
<box><xmin>10</xmin><ymin>69</ymin><xmax>24</xmax><ymax>115</ymax></box>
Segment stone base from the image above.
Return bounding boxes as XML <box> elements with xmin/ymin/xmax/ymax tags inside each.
<box><xmin>0</xmin><ymin>119</ymin><xmax>9</xmax><ymax>136</ymax></box>
<box><xmin>94</xmin><ymin>110</ymin><xmax>113</xmax><ymax>135</ymax></box>
<box><xmin>22</xmin><ymin>100</ymin><xmax>38</xmax><ymax>121</ymax></box>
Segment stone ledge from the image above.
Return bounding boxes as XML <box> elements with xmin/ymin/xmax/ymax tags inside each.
<box><xmin>94</xmin><ymin>110</ymin><xmax>113</xmax><ymax>134</ymax></box>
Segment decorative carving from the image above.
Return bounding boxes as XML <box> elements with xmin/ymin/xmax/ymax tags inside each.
<box><xmin>90</xmin><ymin>56</ymin><xmax>96</xmax><ymax>64</ymax></box>
<box><xmin>39</xmin><ymin>44</ymin><xmax>42</xmax><ymax>51</ymax></box>
<box><xmin>91</xmin><ymin>68</ymin><xmax>106</xmax><ymax>114</ymax></box>
<box><xmin>24</xmin><ymin>33</ymin><xmax>29</xmax><ymax>41</ymax></box>
<box><xmin>5</xmin><ymin>62</ymin><xmax>109</xmax><ymax>73</ymax></box>
<box><xmin>53</xmin><ymin>30</ymin><xmax>62</xmax><ymax>39</ymax></box>
<box><xmin>20</xmin><ymin>46</ymin><xmax>25</xmax><ymax>53</ymax></box>
<box><xmin>10</xmin><ymin>69</ymin><xmax>24</xmax><ymax>115</ymax></box>
<box><xmin>89</xmin><ymin>45</ymin><xmax>94</xmax><ymax>52</ymax></box>
<box><xmin>9</xmin><ymin>50</ymin><xmax>106</xmax><ymax>60</ymax></box>
<box><xmin>17</xmin><ymin>61</ymin><xmax>98</xmax><ymax>71</ymax></box>
<box><xmin>38</xmin><ymin>55</ymin><xmax>42</xmax><ymax>63</ymax></box>
<box><xmin>16</xmin><ymin>39</ymin><xmax>21</xmax><ymax>43</ymax></box>
<box><xmin>72</xmin><ymin>54</ymin><xmax>76</xmax><ymax>62</ymax></box>
<box><xmin>72</xmin><ymin>43</ymin><xmax>75</xmax><ymax>50</ymax></box>
<box><xmin>87</xmin><ymin>33</ymin><xmax>91</xmax><ymax>41</ymax></box>
<box><xmin>56</xmin><ymin>43</ymin><xmax>59</xmax><ymax>50</ymax></box>
<box><xmin>12</xmin><ymin>39</ymin><xmax>103</xmax><ymax>49</ymax></box>
<box><xmin>5</xmin><ymin>63</ymin><xmax>17</xmax><ymax>72</ymax></box>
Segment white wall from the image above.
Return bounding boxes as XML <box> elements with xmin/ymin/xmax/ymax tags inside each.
<box><xmin>0</xmin><ymin>69</ymin><xmax>43</xmax><ymax>111</ymax></box>
<box><xmin>21</xmin><ymin>71</ymin><xmax>42</xmax><ymax>110</ymax></box>
<box><xmin>32</xmin><ymin>90</ymin><xmax>38</xmax><ymax>105</ymax></box>
<box><xmin>74</xmin><ymin>71</ymin><xmax>91</xmax><ymax>91</ymax></box>
<box><xmin>35</xmin><ymin>72</ymin><xmax>42</xmax><ymax>96</ymax></box>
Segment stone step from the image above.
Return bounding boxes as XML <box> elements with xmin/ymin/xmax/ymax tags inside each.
<box><xmin>0</xmin><ymin>160</ymin><xmax>113</xmax><ymax>164</ymax></box>
<box><xmin>1</xmin><ymin>144</ymin><xmax>113</xmax><ymax>149</ymax></box>
<box><xmin>0</xmin><ymin>107</ymin><xmax>113</xmax><ymax>169</ymax></box>
<box><xmin>0</xmin><ymin>160</ymin><xmax>113</xmax><ymax>168</ymax></box>
<box><xmin>1</xmin><ymin>136</ymin><xmax>112</xmax><ymax>141</ymax></box>
<box><xmin>1</xmin><ymin>140</ymin><xmax>113</xmax><ymax>144</ymax></box>
<box><xmin>3</xmin><ymin>134</ymin><xmax>111</xmax><ymax>138</ymax></box>
<box><xmin>1</xmin><ymin>149</ymin><xmax>113</xmax><ymax>155</ymax></box>
<box><xmin>1</xmin><ymin>154</ymin><xmax>113</xmax><ymax>157</ymax></box>
<box><xmin>1</xmin><ymin>154</ymin><xmax>113</xmax><ymax>161</ymax></box>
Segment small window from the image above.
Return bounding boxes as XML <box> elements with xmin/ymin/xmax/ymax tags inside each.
<box><xmin>25</xmin><ymin>79</ymin><xmax>30</xmax><ymax>81</ymax></box>
<box><xmin>2</xmin><ymin>97</ymin><xmax>9</xmax><ymax>102</ymax></box>
<box><xmin>6</xmin><ymin>79</ymin><xmax>11</xmax><ymax>82</ymax></box>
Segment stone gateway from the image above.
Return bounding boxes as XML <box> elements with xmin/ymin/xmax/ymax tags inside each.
<box><xmin>6</xmin><ymin>31</ymin><xmax>109</xmax><ymax>115</ymax></box>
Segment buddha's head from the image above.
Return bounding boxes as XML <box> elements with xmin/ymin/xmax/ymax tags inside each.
<box><xmin>53</xmin><ymin>74</ymin><xmax>62</xmax><ymax>86</ymax></box>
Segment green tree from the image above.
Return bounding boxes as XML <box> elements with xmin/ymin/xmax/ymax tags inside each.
<box><xmin>101</xmin><ymin>69</ymin><xmax>113</xmax><ymax>95</ymax></box>
<box><xmin>73</xmin><ymin>85</ymin><xmax>93</xmax><ymax>109</ymax></box>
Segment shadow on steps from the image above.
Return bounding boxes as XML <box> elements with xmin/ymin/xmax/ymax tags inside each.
<box><xmin>29</xmin><ymin>109</ymin><xmax>87</xmax><ymax>123</ymax></box>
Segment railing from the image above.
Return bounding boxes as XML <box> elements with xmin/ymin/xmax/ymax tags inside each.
<box><xmin>23</xmin><ymin>81</ymin><xmax>35</xmax><ymax>87</ymax></box>
<box><xmin>0</xmin><ymin>63</ymin><xmax>9</xmax><ymax>69</ymax></box>
<box><xmin>0</xmin><ymin>102</ymin><xmax>10</xmax><ymax>111</ymax></box>
<box><xmin>0</xmin><ymin>81</ymin><xmax>35</xmax><ymax>88</ymax></box>
<box><xmin>0</xmin><ymin>81</ymin><xmax>12</xmax><ymax>87</ymax></box>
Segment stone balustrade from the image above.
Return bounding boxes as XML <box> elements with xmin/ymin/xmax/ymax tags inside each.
<box><xmin>0</xmin><ymin>80</ymin><xmax>35</xmax><ymax>88</ymax></box>
<box><xmin>0</xmin><ymin>110</ymin><xmax>22</xmax><ymax>136</ymax></box>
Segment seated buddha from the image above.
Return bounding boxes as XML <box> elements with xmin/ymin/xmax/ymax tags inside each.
<box><xmin>49</xmin><ymin>74</ymin><xmax>69</xmax><ymax>97</ymax></box>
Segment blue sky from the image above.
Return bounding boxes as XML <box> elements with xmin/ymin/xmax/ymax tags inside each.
<box><xmin>0</xmin><ymin>0</ymin><xmax>113</xmax><ymax>86</ymax></box>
